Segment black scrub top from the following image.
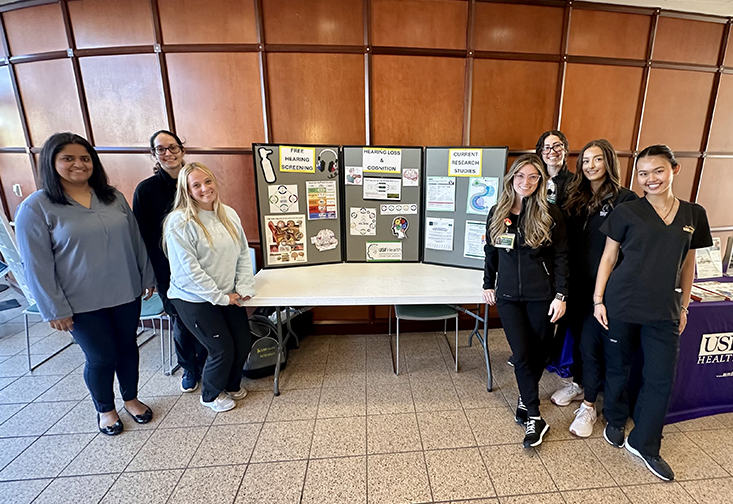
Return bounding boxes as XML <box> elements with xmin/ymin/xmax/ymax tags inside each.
<box><xmin>601</xmin><ymin>198</ymin><xmax>712</xmax><ymax>324</ymax></box>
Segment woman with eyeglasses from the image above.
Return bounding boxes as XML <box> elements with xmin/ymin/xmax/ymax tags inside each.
<box><xmin>536</xmin><ymin>130</ymin><xmax>573</xmax><ymax>208</ymax></box>
<box><xmin>133</xmin><ymin>130</ymin><xmax>207</xmax><ymax>394</ymax></box>
<box><xmin>556</xmin><ymin>139</ymin><xmax>638</xmax><ymax>437</ymax></box>
<box><xmin>593</xmin><ymin>145</ymin><xmax>711</xmax><ymax>481</ymax></box>
<box><xmin>483</xmin><ymin>154</ymin><xmax>569</xmax><ymax>448</ymax></box>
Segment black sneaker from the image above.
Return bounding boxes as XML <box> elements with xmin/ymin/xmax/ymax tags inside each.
<box><xmin>603</xmin><ymin>424</ymin><xmax>625</xmax><ymax>448</ymax></box>
<box><xmin>507</xmin><ymin>355</ymin><xmax>515</xmax><ymax>367</ymax></box>
<box><xmin>515</xmin><ymin>396</ymin><xmax>528</xmax><ymax>425</ymax></box>
<box><xmin>523</xmin><ymin>417</ymin><xmax>549</xmax><ymax>447</ymax></box>
<box><xmin>625</xmin><ymin>441</ymin><xmax>675</xmax><ymax>481</ymax></box>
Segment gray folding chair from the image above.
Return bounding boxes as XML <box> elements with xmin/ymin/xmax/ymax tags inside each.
<box><xmin>389</xmin><ymin>304</ymin><xmax>459</xmax><ymax>374</ymax></box>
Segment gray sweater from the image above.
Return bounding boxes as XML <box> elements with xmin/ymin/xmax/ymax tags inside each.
<box><xmin>15</xmin><ymin>190</ymin><xmax>156</xmax><ymax>321</ymax></box>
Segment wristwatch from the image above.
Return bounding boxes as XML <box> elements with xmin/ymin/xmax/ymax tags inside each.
<box><xmin>555</xmin><ymin>293</ymin><xmax>567</xmax><ymax>302</ymax></box>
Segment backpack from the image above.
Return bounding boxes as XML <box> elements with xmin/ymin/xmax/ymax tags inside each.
<box><xmin>243</xmin><ymin>314</ymin><xmax>288</xmax><ymax>379</ymax></box>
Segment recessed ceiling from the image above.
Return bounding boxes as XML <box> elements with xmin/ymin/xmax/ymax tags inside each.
<box><xmin>575</xmin><ymin>0</ymin><xmax>732</xmax><ymax>16</ymax></box>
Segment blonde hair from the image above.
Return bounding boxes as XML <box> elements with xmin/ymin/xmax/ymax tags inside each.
<box><xmin>489</xmin><ymin>154</ymin><xmax>554</xmax><ymax>248</ymax></box>
<box><xmin>164</xmin><ymin>162</ymin><xmax>240</xmax><ymax>249</ymax></box>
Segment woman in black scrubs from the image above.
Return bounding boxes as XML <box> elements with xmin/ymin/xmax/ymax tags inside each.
<box><xmin>483</xmin><ymin>154</ymin><xmax>569</xmax><ymax>448</ymax></box>
<box><xmin>557</xmin><ymin>139</ymin><xmax>637</xmax><ymax>437</ymax></box>
<box><xmin>594</xmin><ymin>145</ymin><xmax>712</xmax><ymax>481</ymax></box>
<box><xmin>536</xmin><ymin>130</ymin><xmax>573</xmax><ymax>208</ymax></box>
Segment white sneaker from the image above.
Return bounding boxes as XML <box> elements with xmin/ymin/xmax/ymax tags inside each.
<box><xmin>226</xmin><ymin>387</ymin><xmax>248</xmax><ymax>401</ymax></box>
<box><xmin>551</xmin><ymin>381</ymin><xmax>584</xmax><ymax>406</ymax></box>
<box><xmin>569</xmin><ymin>403</ymin><xmax>597</xmax><ymax>438</ymax></box>
<box><xmin>200</xmin><ymin>392</ymin><xmax>236</xmax><ymax>412</ymax></box>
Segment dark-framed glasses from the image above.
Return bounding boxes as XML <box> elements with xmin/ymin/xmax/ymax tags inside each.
<box><xmin>152</xmin><ymin>145</ymin><xmax>182</xmax><ymax>155</ymax></box>
<box><xmin>541</xmin><ymin>143</ymin><xmax>565</xmax><ymax>154</ymax></box>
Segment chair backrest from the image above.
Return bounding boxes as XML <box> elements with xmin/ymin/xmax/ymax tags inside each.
<box><xmin>0</xmin><ymin>202</ymin><xmax>35</xmax><ymax>305</ymax></box>
<box><xmin>250</xmin><ymin>247</ymin><xmax>258</xmax><ymax>275</ymax></box>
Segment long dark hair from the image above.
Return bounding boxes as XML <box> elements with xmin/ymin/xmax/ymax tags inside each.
<box><xmin>150</xmin><ymin>129</ymin><xmax>185</xmax><ymax>173</ymax></box>
<box><xmin>39</xmin><ymin>132</ymin><xmax>116</xmax><ymax>205</ymax></box>
<box><xmin>564</xmin><ymin>139</ymin><xmax>622</xmax><ymax>217</ymax></box>
<box><xmin>535</xmin><ymin>130</ymin><xmax>569</xmax><ymax>173</ymax></box>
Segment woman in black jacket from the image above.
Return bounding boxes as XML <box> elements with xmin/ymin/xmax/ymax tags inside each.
<box><xmin>550</xmin><ymin>139</ymin><xmax>637</xmax><ymax>437</ymax></box>
<box><xmin>536</xmin><ymin>130</ymin><xmax>573</xmax><ymax>208</ymax></box>
<box><xmin>483</xmin><ymin>153</ymin><xmax>569</xmax><ymax>448</ymax></box>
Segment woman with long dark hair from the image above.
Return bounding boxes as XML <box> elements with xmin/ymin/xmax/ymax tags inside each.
<box><xmin>536</xmin><ymin>130</ymin><xmax>573</xmax><ymax>208</ymax></box>
<box><xmin>16</xmin><ymin>132</ymin><xmax>156</xmax><ymax>436</ymax></box>
<box><xmin>594</xmin><ymin>145</ymin><xmax>712</xmax><ymax>481</ymax></box>
<box><xmin>483</xmin><ymin>153</ymin><xmax>569</xmax><ymax>447</ymax></box>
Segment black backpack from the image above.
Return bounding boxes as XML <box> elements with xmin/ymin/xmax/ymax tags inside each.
<box><xmin>243</xmin><ymin>314</ymin><xmax>288</xmax><ymax>379</ymax></box>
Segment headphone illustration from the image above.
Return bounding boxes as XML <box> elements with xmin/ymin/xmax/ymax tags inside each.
<box><xmin>317</xmin><ymin>148</ymin><xmax>338</xmax><ymax>173</ymax></box>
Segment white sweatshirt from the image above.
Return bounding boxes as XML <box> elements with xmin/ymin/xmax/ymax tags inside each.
<box><xmin>165</xmin><ymin>205</ymin><xmax>255</xmax><ymax>305</ymax></box>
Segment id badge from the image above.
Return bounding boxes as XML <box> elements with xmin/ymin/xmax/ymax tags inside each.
<box><xmin>495</xmin><ymin>233</ymin><xmax>515</xmax><ymax>249</ymax></box>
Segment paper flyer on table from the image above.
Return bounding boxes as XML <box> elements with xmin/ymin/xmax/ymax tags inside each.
<box><xmin>305</xmin><ymin>180</ymin><xmax>337</xmax><ymax>220</ymax></box>
<box><xmin>466</xmin><ymin>177</ymin><xmax>498</xmax><ymax>215</ymax></box>
<box><xmin>426</xmin><ymin>177</ymin><xmax>456</xmax><ymax>212</ymax></box>
<box><xmin>463</xmin><ymin>221</ymin><xmax>487</xmax><ymax>259</ymax></box>
<box><xmin>696</xmin><ymin>237</ymin><xmax>723</xmax><ymax>279</ymax></box>
<box><xmin>425</xmin><ymin>217</ymin><xmax>454</xmax><ymax>251</ymax></box>
<box><xmin>363</xmin><ymin>177</ymin><xmax>402</xmax><ymax>201</ymax></box>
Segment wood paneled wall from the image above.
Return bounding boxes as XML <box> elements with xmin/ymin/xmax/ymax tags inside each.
<box><xmin>1</xmin><ymin>0</ymin><xmax>732</xmax><ymax>330</ymax></box>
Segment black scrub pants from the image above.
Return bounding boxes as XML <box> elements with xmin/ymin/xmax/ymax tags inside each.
<box><xmin>71</xmin><ymin>298</ymin><xmax>141</xmax><ymax>413</ymax></box>
<box><xmin>497</xmin><ymin>299</ymin><xmax>554</xmax><ymax>417</ymax></box>
<box><xmin>558</xmin><ymin>300</ymin><xmax>585</xmax><ymax>386</ymax></box>
<box><xmin>171</xmin><ymin>299</ymin><xmax>253</xmax><ymax>403</ymax></box>
<box><xmin>159</xmin><ymin>285</ymin><xmax>207</xmax><ymax>377</ymax></box>
<box><xmin>603</xmin><ymin>318</ymin><xmax>680</xmax><ymax>458</ymax></box>
<box><xmin>579</xmin><ymin>309</ymin><xmax>606</xmax><ymax>403</ymax></box>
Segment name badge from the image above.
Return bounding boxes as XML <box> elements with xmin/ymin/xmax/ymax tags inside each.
<box><xmin>495</xmin><ymin>233</ymin><xmax>515</xmax><ymax>250</ymax></box>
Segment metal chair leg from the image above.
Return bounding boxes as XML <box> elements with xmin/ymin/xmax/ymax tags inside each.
<box><xmin>396</xmin><ymin>316</ymin><xmax>400</xmax><ymax>375</ymax></box>
<box><xmin>454</xmin><ymin>314</ymin><xmax>459</xmax><ymax>373</ymax></box>
<box><xmin>25</xmin><ymin>314</ymin><xmax>31</xmax><ymax>372</ymax></box>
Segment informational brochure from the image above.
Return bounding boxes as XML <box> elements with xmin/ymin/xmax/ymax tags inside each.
<box><xmin>279</xmin><ymin>146</ymin><xmax>315</xmax><ymax>173</ymax></box>
<box><xmin>463</xmin><ymin>220</ymin><xmax>487</xmax><ymax>259</ymax></box>
<box><xmin>380</xmin><ymin>203</ymin><xmax>418</xmax><ymax>215</ymax></box>
<box><xmin>363</xmin><ymin>177</ymin><xmax>402</xmax><ymax>201</ymax></box>
<box><xmin>425</xmin><ymin>217</ymin><xmax>454</xmax><ymax>251</ymax></box>
<box><xmin>350</xmin><ymin>207</ymin><xmax>377</xmax><ymax>236</ymax></box>
<box><xmin>363</xmin><ymin>148</ymin><xmax>402</xmax><ymax>174</ymax></box>
<box><xmin>426</xmin><ymin>177</ymin><xmax>456</xmax><ymax>212</ymax></box>
<box><xmin>696</xmin><ymin>237</ymin><xmax>723</xmax><ymax>279</ymax></box>
<box><xmin>305</xmin><ymin>180</ymin><xmax>337</xmax><ymax>220</ymax></box>
<box><xmin>366</xmin><ymin>241</ymin><xmax>402</xmax><ymax>262</ymax></box>
<box><xmin>466</xmin><ymin>177</ymin><xmax>499</xmax><ymax>215</ymax></box>
<box><xmin>267</xmin><ymin>184</ymin><xmax>299</xmax><ymax>214</ymax></box>
<box><xmin>264</xmin><ymin>215</ymin><xmax>307</xmax><ymax>265</ymax></box>
<box><xmin>448</xmin><ymin>148</ymin><xmax>483</xmax><ymax>177</ymax></box>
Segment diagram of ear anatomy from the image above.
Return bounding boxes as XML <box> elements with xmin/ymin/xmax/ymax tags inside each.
<box><xmin>259</xmin><ymin>147</ymin><xmax>276</xmax><ymax>183</ymax></box>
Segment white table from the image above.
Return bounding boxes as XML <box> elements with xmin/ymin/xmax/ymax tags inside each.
<box><xmin>241</xmin><ymin>263</ymin><xmax>493</xmax><ymax>395</ymax></box>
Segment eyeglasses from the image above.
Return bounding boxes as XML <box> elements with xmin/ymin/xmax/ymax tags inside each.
<box><xmin>541</xmin><ymin>143</ymin><xmax>565</xmax><ymax>154</ymax></box>
<box><xmin>152</xmin><ymin>145</ymin><xmax>182</xmax><ymax>155</ymax></box>
<box><xmin>514</xmin><ymin>173</ymin><xmax>541</xmax><ymax>184</ymax></box>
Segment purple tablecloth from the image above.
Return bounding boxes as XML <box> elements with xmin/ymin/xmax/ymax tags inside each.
<box><xmin>665</xmin><ymin>276</ymin><xmax>733</xmax><ymax>423</ymax></box>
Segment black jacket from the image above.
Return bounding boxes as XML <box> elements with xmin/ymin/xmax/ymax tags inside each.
<box><xmin>483</xmin><ymin>202</ymin><xmax>569</xmax><ymax>302</ymax></box>
<box><xmin>550</xmin><ymin>168</ymin><xmax>574</xmax><ymax>209</ymax></box>
<box><xmin>132</xmin><ymin>169</ymin><xmax>177</xmax><ymax>289</ymax></box>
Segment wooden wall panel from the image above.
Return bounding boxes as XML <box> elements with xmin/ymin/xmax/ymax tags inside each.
<box><xmin>79</xmin><ymin>54</ymin><xmax>167</xmax><ymax>146</ymax></box>
<box><xmin>630</xmin><ymin>156</ymin><xmax>698</xmax><ymax>201</ymax></box>
<box><xmin>470</xmin><ymin>59</ymin><xmax>558</xmax><ymax>150</ymax></box>
<box><xmin>69</xmin><ymin>0</ymin><xmax>154</xmax><ymax>49</ymax></box>
<box><xmin>188</xmin><ymin>154</ymin><xmax>258</xmax><ymax>240</ymax></box>
<box><xmin>158</xmin><ymin>0</ymin><xmax>257</xmax><ymax>45</ymax></box>
<box><xmin>725</xmin><ymin>29</ymin><xmax>733</xmax><ymax>66</ymax></box>
<box><xmin>263</xmin><ymin>0</ymin><xmax>363</xmax><ymax>46</ymax></box>
<box><xmin>561</xmin><ymin>63</ymin><xmax>643</xmax><ymax>151</ymax></box>
<box><xmin>653</xmin><ymin>17</ymin><xmax>724</xmax><ymax>65</ymax></box>
<box><xmin>371</xmin><ymin>55</ymin><xmax>463</xmax><ymax>146</ymax></box>
<box><xmin>166</xmin><ymin>53</ymin><xmax>264</xmax><ymax>148</ymax></box>
<box><xmin>707</xmin><ymin>74</ymin><xmax>733</xmax><ymax>152</ymax></box>
<box><xmin>0</xmin><ymin>153</ymin><xmax>36</xmax><ymax>217</ymax></box>
<box><xmin>98</xmin><ymin>153</ymin><xmax>155</xmax><ymax>206</ymax></box>
<box><xmin>639</xmin><ymin>68</ymin><xmax>714</xmax><ymax>152</ymax></box>
<box><xmin>268</xmin><ymin>53</ymin><xmax>365</xmax><ymax>145</ymax></box>
<box><xmin>3</xmin><ymin>4</ymin><xmax>67</xmax><ymax>56</ymax></box>
<box><xmin>696</xmin><ymin>158</ymin><xmax>733</xmax><ymax>227</ymax></box>
<box><xmin>14</xmin><ymin>59</ymin><xmax>84</xmax><ymax>147</ymax></box>
<box><xmin>371</xmin><ymin>0</ymin><xmax>467</xmax><ymax>50</ymax></box>
<box><xmin>0</xmin><ymin>66</ymin><xmax>25</xmax><ymax>148</ymax></box>
<box><xmin>474</xmin><ymin>3</ymin><xmax>563</xmax><ymax>54</ymax></box>
<box><xmin>568</xmin><ymin>10</ymin><xmax>650</xmax><ymax>60</ymax></box>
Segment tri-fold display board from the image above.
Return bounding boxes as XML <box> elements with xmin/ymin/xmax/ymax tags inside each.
<box><xmin>423</xmin><ymin>147</ymin><xmax>508</xmax><ymax>270</ymax></box>
<box><xmin>252</xmin><ymin>143</ymin><xmax>343</xmax><ymax>268</ymax></box>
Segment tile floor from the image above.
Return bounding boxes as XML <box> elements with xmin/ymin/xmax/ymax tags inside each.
<box><xmin>1</xmin><ymin>286</ymin><xmax>732</xmax><ymax>504</ymax></box>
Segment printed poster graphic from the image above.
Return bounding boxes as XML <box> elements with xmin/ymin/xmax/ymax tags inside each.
<box><xmin>380</xmin><ymin>203</ymin><xmax>418</xmax><ymax>215</ymax></box>
<box><xmin>464</xmin><ymin>220</ymin><xmax>487</xmax><ymax>259</ymax></box>
<box><xmin>345</xmin><ymin>166</ymin><xmax>363</xmax><ymax>185</ymax></box>
<box><xmin>425</xmin><ymin>217</ymin><xmax>454</xmax><ymax>251</ymax></box>
<box><xmin>267</xmin><ymin>184</ymin><xmax>299</xmax><ymax>214</ymax></box>
<box><xmin>363</xmin><ymin>148</ymin><xmax>402</xmax><ymax>174</ymax></box>
<box><xmin>448</xmin><ymin>148</ymin><xmax>482</xmax><ymax>177</ymax></box>
<box><xmin>402</xmin><ymin>168</ymin><xmax>419</xmax><ymax>187</ymax></box>
<box><xmin>265</xmin><ymin>215</ymin><xmax>307</xmax><ymax>265</ymax></box>
<box><xmin>366</xmin><ymin>242</ymin><xmax>402</xmax><ymax>262</ymax></box>
<box><xmin>466</xmin><ymin>177</ymin><xmax>499</xmax><ymax>216</ymax></box>
<box><xmin>279</xmin><ymin>146</ymin><xmax>316</xmax><ymax>173</ymax></box>
<box><xmin>426</xmin><ymin>177</ymin><xmax>456</xmax><ymax>212</ymax></box>
<box><xmin>310</xmin><ymin>228</ymin><xmax>338</xmax><ymax>252</ymax></box>
<box><xmin>363</xmin><ymin>177</ymin><xmax>402</xmax><ymax>201</ymax></box>
<box><xmin>391</xmin><ymin>216</ymin><xmax>409</xmax><ymax>239</ymax></box>
<box><xmin>350</xmin><ymin>207</ymin><xmax>377</xmax><ymax>236</ymax></box>
<box><xmin>306</xmin><ymin>180</ymin><xmax>337</xmax><ymax>220</ymax></box>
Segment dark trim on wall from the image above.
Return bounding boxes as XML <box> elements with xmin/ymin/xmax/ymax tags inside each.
<box><xmin>461</xmin><ymin>0</ymin><xmax>476</xmax><ymax>146</ymax></box>
<box><xmin>0</xmin><ymin>0</ymin><xmax>55</xmax><ymax>13</ymax></box>
<box><xmin>253</xmin><ymin>0</ymin><xmax>272</xmax><ymax>143</ymax></box>
<box><xmin>554</xmin><ymin>1</ymin><xmax>572</xmax><ymax>130</ymax></box>
<box><xmin>364</xmin><ymin>0</ymin><xmax>372</xmax><ymax>145</ymax></box>
<box><xmin>149</xmin><ymin>0</ymin><xmax>176</xmax><ymax>133</ymax></box>
<box><xmin>59</xmin><ymin>0</ymin><xmax>93</xmax><ymax>145</ymax></box>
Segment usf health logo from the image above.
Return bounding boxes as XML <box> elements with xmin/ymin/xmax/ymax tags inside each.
<box><xmin>697</xmin><ymin>332</ymin><xmax>733</xmax><ymax>366</ymax></box>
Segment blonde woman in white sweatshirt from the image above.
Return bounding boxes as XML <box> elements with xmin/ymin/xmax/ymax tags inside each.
<box><xmin>164</xmin><ymin>162</ymin><xmax>256</xmax><ymax>412</ymax></box>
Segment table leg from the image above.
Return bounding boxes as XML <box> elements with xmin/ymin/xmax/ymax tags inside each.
<box><xmin>482</xmin><ymin>304</ymin><xmax>493</xmax><ymax>392</ymax></box>
<box><xmin>274</xmin><ymin>306</ymin><xmax>283</xmax><ymax>396</ymax></box>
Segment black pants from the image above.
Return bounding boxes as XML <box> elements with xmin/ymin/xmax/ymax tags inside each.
<box><xmin>159</xmin><ymin>285</ymin><xmax>207</xmax><ymax>377</ymax></box>
<box><xmin>603</xmin><ymin>318</ymin><xmax>680</xmax><ymax>457</ymax></box>
<box><xmin>497</xmin><ymin>299</ymin><xmax>554</xmax><ymax>417</ymax></box>
<box><xmin>579</xmin><ymin>309</ymin><xmax>606</xmax><ymax>403</ymax></box>
<box><xmin>171</xmin><ymin>299</ymin><xmax>253</xmax><ymax>402</ymax></box>
<box><xmin>564</xmin><ymin>301</ymin><xmax>585</xmax><ymax>386</ymax></box>
<box><xmin>71</xmin><ymin>298</ymin><xmax>141</xmax><ymax>413</ymax></box>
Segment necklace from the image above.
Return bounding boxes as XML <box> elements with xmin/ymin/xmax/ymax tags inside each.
<box><xmin>647</xmin><ymin>196</ymin><xmax>677</xmax><ymax>221</ymax></box>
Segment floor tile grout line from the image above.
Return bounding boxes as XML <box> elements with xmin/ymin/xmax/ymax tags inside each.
<box><xmin>676</xmin><ymin>424</ymin><xmax>733</xmax><ymax>478</ymax></box>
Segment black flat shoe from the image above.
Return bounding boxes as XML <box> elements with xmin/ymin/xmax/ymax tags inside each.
<box><xmin>97</xmin><ymin>413</ymin><xmax>123</xmax><ymax>436</ymax></box>
<box><xmin>124</xmin><ymin>403</ymin><xmax>153</xmax><ymax>424</ymax></box>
